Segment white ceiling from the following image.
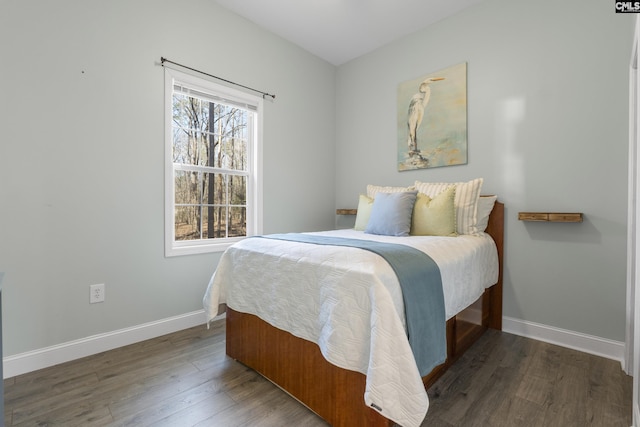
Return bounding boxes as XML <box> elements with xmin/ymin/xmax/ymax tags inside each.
<box><xmin>215</xmin><ymin>0</ymin><xmax>485</xmax><ymax>66</ymax></box>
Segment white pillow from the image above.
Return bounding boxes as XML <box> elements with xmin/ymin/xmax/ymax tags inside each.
<box><xmin>476</xmin><ymin>195</ymin><xmax>497</xmax><ymax>233</ymax></box>
<box><xmin>414</xmin><ymin>178</ymin><xmax>483</xmax><ymax>235</ymax></box>
<box><xmin>366</xmin><ymin>184</ymin><xmax>415</xmax><ymax>199</ymax></box>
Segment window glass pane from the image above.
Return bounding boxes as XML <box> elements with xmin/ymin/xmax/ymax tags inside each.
<box><xmin>205</xmin><ymin>206</ymin><xmax>227</xmax><ymax>239</ymax></box>
<box><xmin>172</xmin><ymin>127</ymin><xmax>189</xmax><ymax>163</ymax></box>
<box><xmin>174</xmin><ymin>171</ymin><xmax>202</xmax><ymax>205</ymax></box>
<box><xmin>172</xmin><ymin>93</ymin><xmax>190</xmax><ymax>128</ymax></box>
<box><xmin>175</xmin><ymin>206</ymin><xmax>201</xmax><ymax>241</ymax></box>
<box><xmin>194</xmin><ymin>130</ymin><xmax>208</xmax><ymax>167</ymax></box>
<box><xmin>173</xmin><ymin>95</ymin><xmax>217</xmax><ymax>167</ymax></box>
<box><xmin>229</xmin><ymin>206</ymin><xmax>246</xmax><ymax>237</ymax></box>
<box><xmin>220</xmin><ymin>137</ymin><xmax>247</xmax><ymax>171</ymax></box>
<box><xmin>235</xmin><ymin>109</ymin><xmax>248</xmax><ymax>140</ymax></box>
<box><xmin>201</xmin><ymin>172</ymin><xmax>210</xmax><ymax>205</ymax></box>
<box><xmin>201</xmin><ymin>100</ymin><xmax>210</xmax><ymax>128</ymax></box>
<box><xmin>202</xmin><ymin>173</ymin><xmax>226</xmax><ymax>205</ymax></box>
<box><xmin>229</xmin><ymin>175</ymin><xmax>246</xmax><ymax>205</ymax></box>
<box><xmin>203</xmin><ymin>132</ymin><xmax>216</xmax><ymax>168</ymax></box>
<box><xmin>212</xmin><ymin>106</ymin><xmax>245</xmax><ymax>170</ymax></box>
<box><xmin>201</xmin><ymin>207</ymin><xmax>212</xmax><ymax>239</ymax></box>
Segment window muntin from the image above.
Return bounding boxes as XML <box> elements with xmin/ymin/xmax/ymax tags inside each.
<box><xmin>165</xmin><ymin>68</ymin><xmax>261</xmax><ymax>256</ymax></box>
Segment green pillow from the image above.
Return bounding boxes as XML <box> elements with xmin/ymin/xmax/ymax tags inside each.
<box><xmin>411</xmin><ymin>186</ymin><xmax>457</xmax><ymax>236</ymax></box>
<box><xmin>354</xmin><ymin>194</ymin><xmax>374</xmax><ymax>231</ymax></box>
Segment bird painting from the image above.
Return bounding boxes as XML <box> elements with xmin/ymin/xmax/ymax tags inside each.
<box><xmin>397</xmin><ymin>62</ymin><xmax>467</xmax><ymax>171</ymax></box>
<box><xmin>407</xmin><ymin>77</ymin><xmax>445</xmax><ymax>157</ymax></box>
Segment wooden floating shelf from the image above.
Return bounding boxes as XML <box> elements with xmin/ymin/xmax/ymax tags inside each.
<box><xmin>518</xmin><ymin>212</ymin><xmax>583</xmax><ymax>223</ymax></box>
<box><xmin>336</xmin><ymin>209</ymin><xmax>358</xmax><ymax>215</ymax></box>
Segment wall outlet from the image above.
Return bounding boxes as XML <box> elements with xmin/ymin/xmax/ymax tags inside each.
<box><xmin>90</xmin><ymin>283</ymin><xmax>105</xmax><ymax>304</ymax></box>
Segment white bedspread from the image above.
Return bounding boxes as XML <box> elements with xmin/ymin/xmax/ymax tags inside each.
<box><xmin>203</xmin><ymin>229</ymin><xmax>498</xmax><ymax>427</ymax></box>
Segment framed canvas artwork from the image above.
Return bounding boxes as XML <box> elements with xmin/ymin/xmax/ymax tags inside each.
<box><xmin>397</xmin><ymin>62</ymin><xmax>467</xmax><ymax>171</ymax></box>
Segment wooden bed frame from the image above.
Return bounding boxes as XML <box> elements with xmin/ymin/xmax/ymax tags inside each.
<box><xmin>226</xmin><ymin>201</ymin><xmax>504</xmax><ymax>427</ymax></box>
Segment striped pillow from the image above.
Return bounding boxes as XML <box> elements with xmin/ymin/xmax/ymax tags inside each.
<box><xmin>414</xmin><ymin>178</ymin><xmax>483</xmax><ymax>235</ymax></box>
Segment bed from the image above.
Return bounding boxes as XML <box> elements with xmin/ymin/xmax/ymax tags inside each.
<box><xmin>203</xmin><ymin>186</ymin><xmax>504</xmax><ymax>427</ymax></box>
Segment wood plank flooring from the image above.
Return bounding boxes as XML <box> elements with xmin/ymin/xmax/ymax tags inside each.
<box><xmin>3</xmin><ymin>320</ymin><xmax>632</xmax><ymax>426</ymax></box>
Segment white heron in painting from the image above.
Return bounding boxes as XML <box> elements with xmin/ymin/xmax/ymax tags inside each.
<box><xmin>407</xmin><ymin>76</ymin><xmax>445</xmax><ymax>156</ymax></box>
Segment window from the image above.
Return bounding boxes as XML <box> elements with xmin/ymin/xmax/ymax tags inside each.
<box><xmin>165</xmin><ymin>68</ymin><xmax>262</xmax><ymax>256</ymax></box>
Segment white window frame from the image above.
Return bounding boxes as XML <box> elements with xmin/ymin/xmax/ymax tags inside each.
<box><xmin>164</xmin><ymin>67</ymin><xmax>263</xmax><ymax>257</ymax></box>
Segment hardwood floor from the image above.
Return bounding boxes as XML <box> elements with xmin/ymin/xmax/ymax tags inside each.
<box><xmin>3</xmin><ymin>320</ymin><xmax>632</xmax><ymax>426</ymax></box>
<box><xmin>426</xmin><ymin>330</ymin><xmax>632</xmax><ymax>427</ymax></box>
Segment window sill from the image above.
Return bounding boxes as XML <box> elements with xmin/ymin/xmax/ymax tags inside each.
<box><xmin>165</xmin><ymin>238</ymin><xmax>245</xmax><ymax>257</ymax></box>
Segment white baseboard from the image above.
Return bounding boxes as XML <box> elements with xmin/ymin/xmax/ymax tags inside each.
<box><xmin>3</xmin><ymin>313</ymin><xmax>627</xmax><ymax>380</ymax></box>
<box><xmin>3</xmin><ymin>309</ymin><xmax>211</xmax><ymax>379</ymax></box>
<box><xmin>502</xmin><ymin>316</ymin><xmax>626</xmax><ymax>368</ymax></box>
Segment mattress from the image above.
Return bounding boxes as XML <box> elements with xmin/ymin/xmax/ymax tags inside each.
<box><xmin>203</xmin><ymin>229</ymin><xmax>499</xmax><ymax>427</ymax></box>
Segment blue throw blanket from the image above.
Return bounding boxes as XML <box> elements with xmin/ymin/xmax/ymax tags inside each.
<box><xmin>258</xmin><ymin>233</ymin><xmax>446</xmax><ymax>376</ymax></box>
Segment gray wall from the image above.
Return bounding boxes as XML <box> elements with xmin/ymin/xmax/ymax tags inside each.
<box><xmin>335</xmin><ymin>0</ymin><xmax>635</xmax><ymax>341</ymax></box>
<box><xmin>0</xmin><ymin>0</ymin><xmax>336</xmax><ymax>356</ymax></box>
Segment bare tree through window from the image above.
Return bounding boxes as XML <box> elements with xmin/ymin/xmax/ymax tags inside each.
<box><xmin>172</xmin><ymin>91</ymin><xmax>249</xmax><ymax>242</ymax></box>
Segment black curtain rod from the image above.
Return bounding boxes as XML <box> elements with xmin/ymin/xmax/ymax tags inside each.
<box><xmin>160</xmin><ymin>57</ymin><xmax>275</xmax><ymax>100</ymax></box>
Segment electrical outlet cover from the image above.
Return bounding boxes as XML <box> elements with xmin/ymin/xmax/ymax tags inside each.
<box><xmin>90</xmin><ymin>283</ymin><xmax>105</xmax><ymax>304</ymax></box>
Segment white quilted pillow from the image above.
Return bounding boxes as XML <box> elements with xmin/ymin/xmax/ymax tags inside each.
<box><xmin>366</xmin><ymin>184</ymin><xmax>415</xmax><ymax>199</ymax></box>
<box><xmin>414</xmin><ymin>178</ymin><xmax>483</xmax><ymax>235</ymax></box>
